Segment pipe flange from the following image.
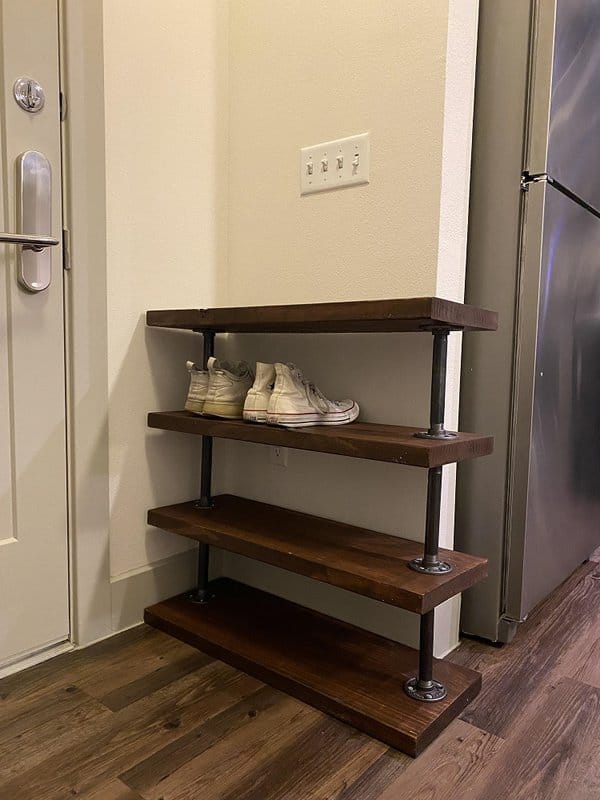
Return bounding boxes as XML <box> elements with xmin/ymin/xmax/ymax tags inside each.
<box><xmin>187</xmin><ymin>590</ymin><xmax>214</xmax><ymax>605</ymax></box>
<box><xmin>414</xmin><ymin>430</ymin><xmax>458</xmax><ymax>440</ymax></box>
<box><xmin>193</xmin><ymin>498</ymin><xmax>215</xmax><ymax>510</ymax></box>
<box><xmin>404</xmin><ymin>677</ymin><xmax>447</xmax><ymax>702</ymax></box>
<box><xmin>408</xmin><ymin>558</ymin><xmax>452</xmax><ymax>574</ymax></box>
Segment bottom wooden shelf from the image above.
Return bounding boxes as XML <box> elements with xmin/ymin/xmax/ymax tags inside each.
<box><xmin>145</xmin><ymin>578</ymin><xmax>481</xmax><ymax>756</ymax></box>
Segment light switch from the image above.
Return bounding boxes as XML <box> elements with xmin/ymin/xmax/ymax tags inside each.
<box><xmin>300</xmin><ymin>133</ymin><xmax>370</xmax><ymax>195</ymax></box>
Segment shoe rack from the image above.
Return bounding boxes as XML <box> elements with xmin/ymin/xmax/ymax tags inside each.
<box><xmin>145</xmin><ymin>296</ymin><xmax>497</xmax><ymax>757</ymax></box>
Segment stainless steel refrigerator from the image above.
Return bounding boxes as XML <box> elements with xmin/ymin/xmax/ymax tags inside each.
<box><xmin>456</xmin><ymin>0</ymin><xmax>600</xmax><ymax>643</ymax></box>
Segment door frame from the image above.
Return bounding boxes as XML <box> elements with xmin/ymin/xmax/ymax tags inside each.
<box><xmin>60</xmin><ymin>0</ymin><xmax>113</xmax><ymax>645</ymax></box>
<box><xmin>60</xmin><ymin>0</ymin><xmax>207</xmax><ymax>649</ymax></box>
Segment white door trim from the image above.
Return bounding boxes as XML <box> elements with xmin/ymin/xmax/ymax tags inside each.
<box><xmin>60</xmin><ymin>0</ymin><xmax>112</xmax><ymax>645</ymax></box>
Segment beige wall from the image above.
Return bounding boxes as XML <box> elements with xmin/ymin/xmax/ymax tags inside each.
<box><xmin>66</xmin><ymin>0</ymin><xmax>478</xmax><ymax>647</ymax></box>
<box><xmin>225</xmin><ymin>0</ymin><xmax>445</xmax><ymax>306</ymax></box>
<box><xmin>218</xmin><ymin>0</ymin><xmax>479</xmax><ymax>656</ymax></box>
<box><xmin>101</xmin><ymin>0</ymin><xmax>228</xmax><ymax>619</ymax></box>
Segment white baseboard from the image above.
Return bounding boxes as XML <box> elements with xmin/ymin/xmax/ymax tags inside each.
<box><xmin>110</xmin><ymin>549</ymin><xmax>198</xmax><ymax>632</ymax></box>
<box><xmin>0</xmin><ymin>641</ymin><xmax>74</xmax><ymax>679</ymax></box>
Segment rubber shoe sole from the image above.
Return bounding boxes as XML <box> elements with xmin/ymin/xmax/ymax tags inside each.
<box><xmin>267</xmin><ymin>401</ymin><xmax>359</xmax><ymax>428</ymax></box>
<box><xmin>185</xmin><ymin>399</ymin><xmax>205</xmax><ymax>415</ymax></box>
<box><xmin>202</xmin><ymin>400</ymin><xmax>244</xmax><ymax>419</ymax></box>
<box><xmin>243</xmin><ymin>409</ymin><xmax>268</xmax><ymax>423</ymax></box>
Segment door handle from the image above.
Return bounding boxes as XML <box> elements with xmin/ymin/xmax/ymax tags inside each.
<box><xmin>7</xmin><ymin>150</ymin><xmax>58</xmax><ymax>292</ymax></box>
<box><xmin>0</xmin><ymin>232</ymin><xmax>59</xmax><ymax>250</ymax></box>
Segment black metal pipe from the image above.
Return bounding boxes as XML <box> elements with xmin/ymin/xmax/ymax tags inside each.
<box><xmin>198</xmin><ymin>330</ymin><xmax>215</xmax><ymax>507</ymax></box>
<box><xmin>197</xmin><ymin>437</ymin><xmax>213</xmax><ymax>508</ymax></box>
<box><xmin>415</xmin><ymin>329</ymin><xmax>456</xmax><ymax>441</ymax></box>
<box><xmin>404</xmin><ymin>331</ymin><xmax>451</xmax><ymax>702</ymax></box>
<box><xmin>417</xmin><ymin>610</ymin><xmax>435</xmax><ymax>688</ymax></box>
<box><xmin>202</xmin><ymin>331</ymin><xmax>215</xmax><ymax>371</ymax></box>
<box><xmin>409</xmin><ymin>332</ymin><xmax>452</xmax><ymax>575</ymax></box>
<box><xmin>404</xmin><ymin>607</ymin><xmax>446</xmax><ymax>701</ymax></box>
<box><xmin>189</xmin><ymin>330</ymin><xmax>215</xmax><ymax>604</ymax></box>
<box><xmin>423</xmin><ymin>467</ymin><xmax>442</xmax><ymax>567</ymax></box>
<box><xmin>408</xmin><ymin>465</ymin><xmax>450</xmax><ymax>575</ymax></box>
<box><xmin>194</xmin><ymin>541</ymin><xmax>210</xmax><ymax>600</ymax></box>
<box><xmin>429</xmin><ymin>331</ymin><xmax>448</xmax><ymax>436</ymax></box>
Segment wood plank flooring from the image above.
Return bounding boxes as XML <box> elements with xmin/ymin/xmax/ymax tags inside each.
<box><xmin>1</xmin><ymin>555</ymin><xmax>599</xmax><ymax>799</ymax></box>
<box><xmin>145</xmin><ymin>578</ymin><xmax>482</xmax><ymax>756</ymax></box>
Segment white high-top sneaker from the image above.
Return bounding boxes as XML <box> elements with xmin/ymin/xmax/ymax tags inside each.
<box><xmin>184</xmin><ymin>361</ymin><xmax>209</xmax><ymax>414</ymax></box>
<box><xmin>243</xmin><ymin>362</ymin><xmax>276</xmax><ymax>423</ymax></box>
<box><xmin>202</xmin><ymin>357</ymin><xmax>254</xmax><ymax>419</ymax></box>
<box><xmin>267</xmin><ymin>363</ymin><xmax>359</xmax><ymax>428</ymax></box>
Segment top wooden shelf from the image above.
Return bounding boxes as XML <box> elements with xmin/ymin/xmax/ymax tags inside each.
<box><xmin>146</xmin><ymin>297</ymin><xmax>498</xmax><ymax>334</ymax></box>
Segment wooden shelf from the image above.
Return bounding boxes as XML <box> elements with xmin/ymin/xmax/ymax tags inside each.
<box><xmin>145</xmin><ymin>579</ymin><xmax>481</xmax><ymax>757</ymax></box>
<box><xmin>148</xmin><ymin>412</ymin><xmax>494</xmax><ymax>468</ymax></box>
<box><xmin>148</xmin><ymin>495</ymin><xmax>488</xmax><ymax>614</ymax></box>
<box><xmin>145</xmin><ymin>295</ymin><xmax>497</xmax><ymax>754</ymax></box>
<box><xmin>146</xmin><ymin>296</ymin><xmax>498</xmax><ymax>334</ymax></box>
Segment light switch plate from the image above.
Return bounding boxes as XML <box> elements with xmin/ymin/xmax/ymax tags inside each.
<box><xmin>300</xmin><ymin>133</ymin><xmax>370</xmax><ymax>195</ymax></box>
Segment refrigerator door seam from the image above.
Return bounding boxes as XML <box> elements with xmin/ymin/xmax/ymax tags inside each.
<box><xmin>502</xmin><ymin>176</ymin><xmax>536</xmax><ymax>624</ymax></box>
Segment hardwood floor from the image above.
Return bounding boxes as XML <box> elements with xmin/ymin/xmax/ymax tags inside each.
<box><xmin>1</xmin><ymin>556</ymin><xmax>599</xmax><ymax>799</ymax></box>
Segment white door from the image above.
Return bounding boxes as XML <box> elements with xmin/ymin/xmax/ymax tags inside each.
<box><xmin>0</xmin><ymin>0</ymin><xmax>69</xmax><ymax>667</ymax></box>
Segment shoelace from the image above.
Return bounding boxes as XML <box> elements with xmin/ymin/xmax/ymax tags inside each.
<box><xmin>287</xmin><ymin>364</ymin><xmax>331</xmax><ymax>414</ymax></box>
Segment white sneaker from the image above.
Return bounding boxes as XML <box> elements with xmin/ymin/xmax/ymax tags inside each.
<box><xmin>266</xmin><ymin>363</ymin><xmax>359</xmax><ymax>428</ymax></box>
<box><xmin>243</xmin><ymin>362</ymin><xmax>276</xmax><ymax>423</ymax></box>
<box><xmin>202</xmin><ymin>357</ymin><xmax>254</xmax><ymax>419</ymax></box>
<box><xmin>184</xmin><ymin>361</ymin><xmax>209</xmax><ymax>414</ymax></box>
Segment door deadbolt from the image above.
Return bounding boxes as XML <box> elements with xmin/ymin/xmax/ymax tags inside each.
<box><xmin>13</xmin><ymin>77</ymin><xmax>45</xmax><ymax>113</ymax></box>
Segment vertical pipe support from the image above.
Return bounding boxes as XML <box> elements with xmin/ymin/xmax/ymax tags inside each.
<box><xmin>408</xmin><ymin>466</ymin><xmax>451</xmax><ymax>575</ymax></box>
<box><xmin>189</xmin><ymin>330</ymin><xmax>215</xmax><ymax>605</ymax></box>
<box><xmin>415</xmin><ymin>329</ymin><xmax>458</xmax><ymax>441</ymax></box>
<box><xmin>405</xmin><ymin>329</ymin><xmax>455</xmax><ymax>702</ymax></box>
<box><xmin>404</xmin><ymin>610</ymin><xmax>447</xmax><ymax>702</ymax></box>
<box><xmin>410</xmin><ymin>330</ymin><xmax>453</xmax><ymax>576</ymax></box>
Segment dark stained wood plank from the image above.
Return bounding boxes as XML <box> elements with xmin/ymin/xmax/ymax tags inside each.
<box><xmin>0</xmin><ymin>629</ymin><xmax>143</xmax><ymax>701</ymax></box>
<box><xmin>444</xmin><ymin>635</ymin><xmax>503</xmax><ymax>673</ymax></box>
<box><xmin>119</xmin><ymin>686</ymin><xmax>282</xmax><ymax>793</ymax></box>
<box><xmin>148</xmin><ymin>411</ymin><xmax>494</xmax><ymax>468</ymax></box>
<box><xmin>79</xmin><ymin>779</ymin><xmax>145</xmax><ymax>800</ymax></box>
<box><xmin>454</xmin><ymin>563</ymin><xmax>600</xmax><ymax>738</ymax></box>
<box><xmin>552</xmin><ymin>566</ymin><xmax>600</xmax><ymax>689</ymax></box>
<box><xmin>463</xmin><ymin>679</ymin><xmax>600</xmax><ymax>800</ymax></box>
<box><xmin>144</xmin><ymin>579</ymin><xmax>482</xmax><ymax>757</ymax></box>
<box><xmin>0</xmin><ymin>684</ymin><xmax>89</xmax><ymax>743</ymax></box>
<box><xmin>80</xmin><ymin>628</ymin><xmax>198</xmax><ymax>700</ymax></box>
<box><xmin>99</xmin><ymin>650</ymin><xmax>212</xmax><ymax>711</ymax></box>
<box><xmin>217</xmin><ymin>716</ymin><xmax>389</xmax><ymax>800</ymax></box>
<box><xmin>136</xmin><ymin>694</ymin><xmax>320</xmax><ymax>800</ymax></box>
<box><xmin>557</xmin><ymin>634</ymin><xmax>600</xmax><ymax>689</ymax></box>
<box><xmin>5</xmin><ymin>558</ymin><xmax>600</xmax><ymax>800</ymax></box>
<box><xmin>0</xmin><ymin>696</ymin><xmax>112</xmax><ymax>783</ymax></box>
<box><xmin>0</xmin><ymin>626</ymin><xmax>182</xmax><ymax>706</ymax></box>
<box><xmin>1</xmin><ymin>660</ymin><xmax>262</xmax><ymax>800</ymax></box>
<box><xmin>373</xmin><ymin>719</ymin><xmax>503</xmax><ymax>800</ymax></box>
<box><xmin>335</xmin><ymin>750</ymin><xmax>411</xmax><ymax>800</ymax></box>
<box><xmin>148</xmin><ymin>495</ymin><xmax>487</xmax><ymax>615</ymax></box>
<box><xmin>146</xmin><ymin>297</ymin><xmax>498</xmax><ymax>333</ymax></box>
